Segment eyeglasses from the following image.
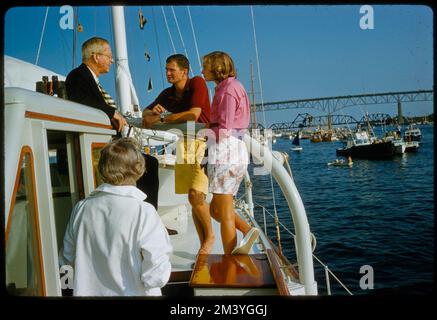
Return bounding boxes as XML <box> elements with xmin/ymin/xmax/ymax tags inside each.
<box><xmin>94</xmin><ymin>52</ymin><xmax>113</xmax><ymax>60</ymax></box>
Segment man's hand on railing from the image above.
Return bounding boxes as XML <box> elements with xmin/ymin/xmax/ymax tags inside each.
<box><xmin>142</xmin><ymin>109</ymin><xmax>161</xmax><ymax>128</ymax></box>
<box><xmin>111</xmin><ymin>111</ymin><xmax>127</xmax><ymax>132</ymax></box>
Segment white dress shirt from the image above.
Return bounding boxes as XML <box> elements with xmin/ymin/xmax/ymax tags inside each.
<box><xmin>86</xmin><ymin>65</ymin><xmax>99</xmax><ymax>84</ymax></box>
<box><xmin>59</xmin><ymin>183</ymin><xmax>172</xmax><ymax>296</ymax></box>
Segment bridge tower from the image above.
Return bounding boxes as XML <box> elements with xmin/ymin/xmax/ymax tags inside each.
<box><xmin>397</xmin><ymin>99</ymin><xmax>403</xmax><ymax>124</ymax></box>
<box><xmin>327</xmin><ymin>113</ymin><xmax>332</xmax><ymax>130</ymax></box>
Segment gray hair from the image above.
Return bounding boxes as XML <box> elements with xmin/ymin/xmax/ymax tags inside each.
<box><xmin>82</xmin><ymin>37</ymin><xmax>109</xmax><ymax>61</ymax></box>
<box><xmin>98</xmin><ymin>137</ymin><xmax>145</xmax><ymax>186</ymax></box>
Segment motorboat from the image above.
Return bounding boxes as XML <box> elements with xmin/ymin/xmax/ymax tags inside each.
<box><xmin>403</xmin><ymin>125</ymin><xmax>422</xmax><ymax>143</ymax></box>
<box><xmin>336</xmin><ymin>131</ymin><xmax>395</xmax><ymax>159</ymax></box>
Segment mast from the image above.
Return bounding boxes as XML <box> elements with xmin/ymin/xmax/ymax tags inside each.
<box><xmin>111</xmin><ymin>6</ymin><xmax>134</xmax><ymax>115</ymax></box>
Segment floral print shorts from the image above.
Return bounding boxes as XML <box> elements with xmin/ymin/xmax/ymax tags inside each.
<box><xmin>207</xmin><ymin>136</ymin><xmax>249</xmax><ymax>195</ymax></box>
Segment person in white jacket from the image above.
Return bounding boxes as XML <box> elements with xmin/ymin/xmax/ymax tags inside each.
<box><xmin>59</xmin><ymin>137</ymin><xmax>172</xmax><ymax>296</ymax></box>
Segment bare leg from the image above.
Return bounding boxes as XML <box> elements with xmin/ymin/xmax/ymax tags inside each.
<box><xmin>192</xmin><ymin>213</ymin><xmax>204</xmax><ymax>244</ymax></box>
<box><xmin>210</xmin><ymin>201</ymin><xmax>251</xmax><ymax>236</ymax></box>
<box><xmin>189</xmin><ymin>189</ymin><xmax>215</xmax><ymax>255</ymax></box>
<box><xmin>213</xmin><ymin>194</ymin><xmax>237</xmax><ymax>254</ymax></box>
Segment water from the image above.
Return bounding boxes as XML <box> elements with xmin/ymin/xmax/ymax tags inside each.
<box><xmin>245</xmin><ymin>125</ymin><xmax>434</xmax><ymax>295</ymax></box>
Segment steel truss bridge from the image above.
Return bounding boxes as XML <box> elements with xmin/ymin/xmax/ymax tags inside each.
<box><xmin>252</xmin><ymin>89</ymin><xmax>433</xmax><ymax>113</ymax></box>
<box><xmin>249</xmin><ymin>89</ymin><xmax>433</xmax><ymax>131</ymax></box>
<box><xmin>268</xmin><ymin>113</ymin><xmax>400</xmax><ymax>132</ymax></box>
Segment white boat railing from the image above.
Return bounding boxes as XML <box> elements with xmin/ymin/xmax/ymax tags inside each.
<box><xmin>251</xmin><ymin>201</ymin><xmax>353</xmax><ymax>296</ymax></box>
<box><xmin>243</xmin><ymin>134</ymin><xmax>318</xmax><ymax>295</ymax></box>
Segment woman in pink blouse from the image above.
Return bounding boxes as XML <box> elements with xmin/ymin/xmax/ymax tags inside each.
<box><xmin>202</xmin><ymin>51</ymin><xmax>259</xmax><ymax>255</ymax></box>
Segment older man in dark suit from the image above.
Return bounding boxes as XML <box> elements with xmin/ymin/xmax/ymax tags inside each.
<box><xmin>65</xmin><ymin>37</ymin><xmax>173</xmax><ymax>233</ymax></box>
<box><xmin>65</xmin><ymin>37</ymin><xmax>126</xmax><ymax>132</ymax></box>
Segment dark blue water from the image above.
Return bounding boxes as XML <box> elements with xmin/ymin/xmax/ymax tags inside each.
<box><xmin>245</xmin><ymin>125</ymin><xmax>434</xmax><ymax>295</ymax></box>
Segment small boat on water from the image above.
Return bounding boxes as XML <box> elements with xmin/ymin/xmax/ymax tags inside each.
<box><xmin>405</xmin><ymin>140</ymin><xmax>420</xmax><ymax>152</ymax></box>
<box><xmin>403</xmin><ymin>125</ymin><xmax>422</xmax><ymax>143</ymax></box>
<box><xmin>336</xmin><ymin>131</ymin><xmax>395</xmax><ymax>159</ymax></box>
<box><xmin>291</xmin><ymin>132</ymin><xmax>303</xmax><ymax>152</ymax></box>
<box><xmin>322</xmin><ymin>131</ymin><xmax>338</xmax><ymax>142</ymax></box>
<box><xmin>382</xmin><ymin>129</ymin><xmax>420</xmax><ymax>154</ymax></box>
<box><xmin>327</xmin><ymin>157</ymin><xmax>353</xmax><ymax>167</ymax></box>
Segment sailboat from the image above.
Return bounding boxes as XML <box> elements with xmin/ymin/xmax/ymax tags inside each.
<box><xmin>291</xmin><ymin>131</ymin><xmax>302</xmax><ymax>152</ymax></box>
<box><xmin>4</xmin><ymin>6</ymin><xmax>354</xmax><ymax>297</ymax></box>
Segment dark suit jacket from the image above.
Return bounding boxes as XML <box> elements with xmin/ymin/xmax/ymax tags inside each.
<box><xmin>65</xmin><ymin>63</ymin><xmax>117</xmax><ymax>121</ymax></box>
<box><xmin>66</xmin><ymin>64</ymin><xmax>160</xmax><ymax>209</ymax></box>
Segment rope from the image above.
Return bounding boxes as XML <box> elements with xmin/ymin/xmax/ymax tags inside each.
<box><xmin>186</xmin><ymin>6</ymin><xmax>202</xmax><ymax>75</ymax></box>
<box><xmin>250</xmin><ymin>6</ymin><xmax>267</xmax><ymax>128</ymax></box>
<box><xmin>171</xmin><ymin>6</ymin><xmax>194</xmax><ymax>77</ymax></box>
<box><xmin>161</xmin><ymin>6</ymin><xmax>176</xmax><ymax>54</ymax></box>
<box><xmin>269</xmin><ymin>174</ymin><xmax>282</xmax><ymax>255</ymax></box>
<box><xmin>36</xmin><ymin>7</ymin><xmax>49</xmax><ymax>65</ymax></box>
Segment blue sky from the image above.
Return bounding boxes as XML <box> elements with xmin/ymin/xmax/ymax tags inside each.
<box><xmin>4</xmin><ymin>5</ymin><xmax>433</xmax><ymax>127</ymax></box>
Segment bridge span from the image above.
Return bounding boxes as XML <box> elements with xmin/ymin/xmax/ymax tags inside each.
<box><xmin>251</xmin><ymin>89</ymin><xmax>433</xmax><ymax>126</ymax></box>
<box><xmin>268</xmin><ymin>113</ymin><xmax>399</xmax><ymax>132</ymax></box>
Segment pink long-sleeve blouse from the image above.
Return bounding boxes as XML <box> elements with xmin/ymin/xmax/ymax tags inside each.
<box><xmin>210</xmin><ymin>77</ymin><xmax>250</xmax><ymax>141</ymax></box>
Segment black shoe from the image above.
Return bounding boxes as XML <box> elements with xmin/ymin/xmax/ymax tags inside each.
<box><xmin>166</xmin><ymin>227</ymin><xmax>178</xmax><ymax>235</ymax></box>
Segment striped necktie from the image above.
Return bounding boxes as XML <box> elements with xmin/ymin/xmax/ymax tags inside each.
<box><xmin>97</xmin><ymin>82</ymin><xmax>117</xmax><ymax>109</ymax></box>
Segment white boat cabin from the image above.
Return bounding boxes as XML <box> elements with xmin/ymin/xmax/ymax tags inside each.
<box><xmin>5</xmin><ymin>87</ymin><xmax>115</xmax><ymax>295</ymax></box>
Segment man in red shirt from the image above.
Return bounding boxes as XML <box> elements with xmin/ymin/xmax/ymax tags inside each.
<box><xmin>142</xmin><ymin>54</ymin><xmax>214</xmax><ymax>255</ymax></box>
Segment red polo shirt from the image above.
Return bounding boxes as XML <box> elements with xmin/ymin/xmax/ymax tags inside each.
<box><xmin>146</xmin><ymin>76</ymin><xmax>210</xmax><ymax>123</ymax></box>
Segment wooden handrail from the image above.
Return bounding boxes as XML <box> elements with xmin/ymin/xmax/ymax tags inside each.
<box><xmin>266</xmin><ymin>249</ymin><xmax>290</xmax><ymax>296</ymax></box>
<box><xmin>266</xmin><ymin>237</ymin><xmax>300</xmax><ymax>279</ymax></box>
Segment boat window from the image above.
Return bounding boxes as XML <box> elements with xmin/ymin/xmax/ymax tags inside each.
<box><xmin>6</xmin><ymin>147</ymin><xmax>44</xmax><ymax>296</ymax></box>
<box><xmin>91</xmin><ymin>143</ymin><xmax>106</xmax><ymax>188</ymax></box>
<box><xmin>46</xmin><ymin>131</ymin><xmax>84</xmax><ymax>253</ymax></box>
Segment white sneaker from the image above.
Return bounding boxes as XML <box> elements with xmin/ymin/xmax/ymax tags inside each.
<box><xmin>231</xmin><ymin>228</ymin><xmax>260</xmax><ymax>255</ymax></box>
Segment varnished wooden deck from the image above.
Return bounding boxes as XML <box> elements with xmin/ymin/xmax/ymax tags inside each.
<box><xmin>190</xmin><ymin>254</ymin><xmax>275</xmax><ymax>289</ymax></box>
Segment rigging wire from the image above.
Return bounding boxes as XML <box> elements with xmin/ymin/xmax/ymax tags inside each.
<box><xmin>186</xmin><ymin>6</ymin><xmax>213</xmax><ymax>100</ymax></box>
<box><xmin>152</xmin><ymin>7</ymin><xmax>165</xmax><ymax>90</ymax></box>
<box><xmin>35</xmin><ymin>7</ymin><xmax>49</xmax><ymax>65</ymax></box>
<box><xmin>170</xmin><ymin>6</ymin><xmax>194</xmax><ymax>77</ymax></box>
<box><xmin>72</xmin><ymin>7</ymin><xmax>78</xmax><ymax>68</ymax></box>
<box><xmin>94</xmin><ymin>6</ymin><xmax>97</xmax><ymax>36</ymax></box>
<box><xmin>161</xmin><ymin>6</ymin><xmax>177</xmax><ymax>54</ymax></box>
<box><xmin>128</xmin><ymin>7</ymin><xmax>141</xmax><ymax>98</ymax></box>
<box><xmin>107</xmin><ymin>7</ymin><xmax>118</xmax><ymax>108</ymax></box>
<box><xmin>186</xmin><ymin>6</ymin><xmax>202</xmax><ymax>75</ymax></box>
<box><xmin>250</xmin><ymin>6</ymin><xmax>281</xmax><ymax>253</ymax></box>
<box><xmin>58</xmin><ymin>22</ymin><xmax>70</xmax><ymax>74</ymax></box>
<box><xmin>250</xmin><ymin>6</ymin><xmax>267</xmax><ymax>128</ymax></box>
<box><xmin>253</xmin><ymin>201</ymin><xmax>353</xmax><ymax>295</ymax></box>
